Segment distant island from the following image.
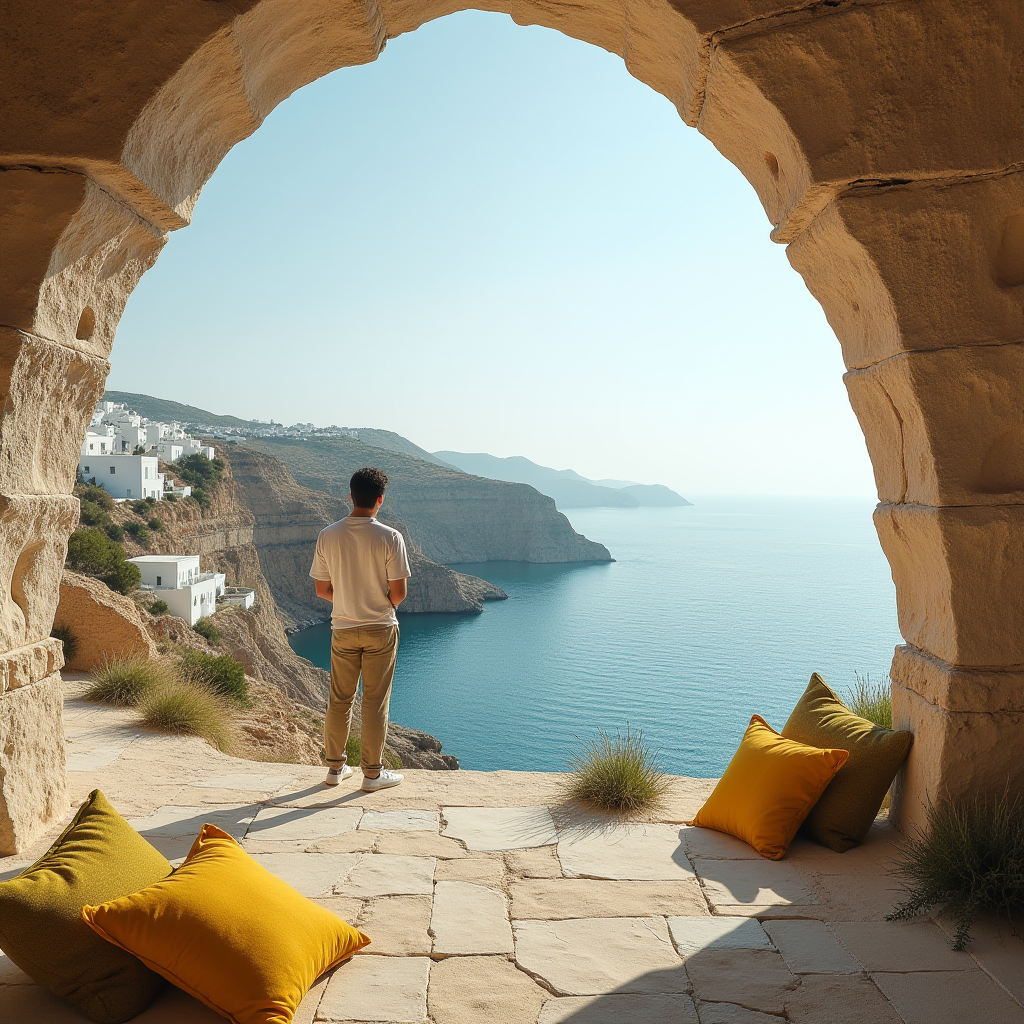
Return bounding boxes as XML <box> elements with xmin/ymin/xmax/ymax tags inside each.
<box><xmin>434</xmin><ymin>452</ymin><xmax>691</xmax><ymax>509</ymax></box>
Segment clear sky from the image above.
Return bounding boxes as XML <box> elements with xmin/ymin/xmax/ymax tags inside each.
<box><xmin>110</xmin><ymin>12</ymin><xmax>877</xmax><ymax>499</ymax></box>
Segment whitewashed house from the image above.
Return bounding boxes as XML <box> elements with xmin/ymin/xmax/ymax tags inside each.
<box><xmin>79</xmin><ymin>451</ymin><xmax>164</xmax><ymax>500</ymax></box>
<box><xmin>128</xmin><ymin>555</ymin><xmax>226</xmax><ymax>626</ymax></box>
<box><xmin>81</xmin><ymin>428</ymin><xmax>116</xmax><ymax>458</ymax></box>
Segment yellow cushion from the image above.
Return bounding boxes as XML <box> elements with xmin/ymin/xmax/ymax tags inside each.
<box><xmin>688</xmin><ymin>715</ymin><xmax>850</xmax><ymax>860</ymax></box>
<box><xmin>81</xmin><ymin>823</ymin><xmax>370</xmax><ymax>1024</ymax></box>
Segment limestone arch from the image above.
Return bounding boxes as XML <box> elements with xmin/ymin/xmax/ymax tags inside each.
<box><xmin>2</xmin><ymin>0</ymin><xmax>1022</xmax><ymax>852</ymax></box>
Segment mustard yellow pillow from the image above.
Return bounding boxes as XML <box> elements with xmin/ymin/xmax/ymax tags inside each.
<box><xmin>689</xmin><ymin>715</ymin><xmax>849</xmax><ymax>860</ymax></box>
<box><xmin>81</xmin><ymin>824</ymin><xmax>370</xmax><ymax>1024</ymax></box>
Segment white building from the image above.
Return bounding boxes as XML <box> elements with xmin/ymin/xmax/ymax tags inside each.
<box><xmin>81</xmin><ymin>428</ymin><xmax>116</xmax><ymax>458</ymax></box>
<box><xmin>79</xmin><ymin>452</ymin><xmax>164</xmax><ymax>500</ymax></box>
<box><xmin>128</xmin><ymin>555</ymin><xmax>224</xmax><ymax>626</ymax></box>
<box><xmin>220</xmin><ymin>586</ymin><xmax>256</xmax><ymax>610</ymax></box>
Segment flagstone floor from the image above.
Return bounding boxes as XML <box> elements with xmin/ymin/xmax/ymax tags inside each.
<box><xmin>1</xmin><ymin>680</ymin><xmax>1022</xmax><ymax>1024</ymax></box>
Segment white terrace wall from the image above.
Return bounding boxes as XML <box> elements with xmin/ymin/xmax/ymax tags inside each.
<box><xmin>0</xmin><ymin>0</ymin><xmax>1022</xmax><ymax>852</ymax></box>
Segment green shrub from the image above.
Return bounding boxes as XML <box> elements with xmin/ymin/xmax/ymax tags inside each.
<box><xmin>132</xmin><ymin>445</ymin><xmax>147</xmax><ymax>456</ymax></box>
<box><xmin>845</xmin><ymin>672</ymin><xmax>892</xmax><ymax>730</ymax></box>
<box><xmin>85</xmin><ymin>656</ymin><xmax>170</xmax><ymax>707</ymax></box>
<box><xmin>103</xmin><ymin>522</ymin><xmax>125</xmax><ymax>543</ymax></box>
<box><xmin>344</xmin><ymin>735</ymin><xmax>403</xmax><ymax>770</ymax></box>
<box><xmin>50</xmin><ymin>623</ymin><xmax>79</xmax><ymax>664</ymax></box>
<box><xmin>149</xmin><ymin>599</ymin><xmax>169</xmax><ymax>615</ymax></box>
<box><xmin>888</xmin><ymin>792</ymin><xmax>1024</xmax><ymax>949</ymax></box>
<box><xmin>130</xmin><ymin>500</ymin><xmax>150</xmax><ymax>515</ymax></box>
<box><xmin>103</xmin><ymin>559</ymin><xmax>141</xmax><ymax>595</ymax></box>
<box><xmin>124</xmin><ymin>521</ymin><xmax>150</xmax><ymax>548</ymax></box>
<box><xmin>147</xmin><ymin>517</ymin><xmax>165</xmax><ymax>532</ymax></box>
<box><xmin>169</xmin><ymin>454</ymin><xmax>224</xmax><ymax>509</ymax></box>
<box><xmin>165</xmin><ymin>494</ymin><xmax>178</xmax><ymax>503</ymax></box>
<box><xmin>193</xmin><ymin>617</ymin><xmax>221</xmax><ymax>644</ymax></box>
<box><xmin>76</xmin><ymin>484</ymin><xmax>115</xmax><ymax>512</ymax></box>
<box><xmin>78</xmin><ymin>498</ymin><xmax>108</xmax><ymax>527</ymax></box>
<box><xmin>67</xmin><ymin>527</ymin><xmax>122</xmax><ymax>576</ymax></box>
<box><xmin>179</xmin><ymin>650</ymin><xmax>248</xmax><ymax>705</ymax></box>
<box><xmin>138</xmin><ymin>680</ymin><xmax>232</xmax><ymax>751</ymax></box>
<box><xmin>565</xmin><ymin>726</ymin><xmax>668</xmax><ymax>814</ymax></box>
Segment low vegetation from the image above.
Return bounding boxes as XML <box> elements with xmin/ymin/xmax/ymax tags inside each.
<box><xmin>179</xmin><ymin>650</ymin><xmax>248</xmax><ymax>705</ymax></box>
<box><xmin>344</xmin><ymin>735</ymin><xmax>403</xmax><ymax>771</ymax></box>
<box><xmin>65</xmin><ymin>527</ymin><xmax>142</xmax><ymax>594</ymax></box>
<box><xmin>168</xmin><ymin>453</ymin><xmax>225</xmax><ymax>508</ymax></box>
<box><xmin>888</xmin><ymin>791</ymin><xmax>1024</xmax><ymax>949</ymax></box>
<box><xmin>149</xmin><ymin>599</ymin><xmax>169</xmax><ymax>615</ymax></box>
<box><xmin>138</xmin><ymin>681</ymin><xmax>232</xmax><ymax>752</ymax></box>
<box><xmin>565</xmin><ymin>726</ymin><xmax>668</xmax><ymax>814</ymax></box>
<box><xmin>85</xmin><ymin>656</ymin><xmax>171</xmax><ymax>707</ymax></box>
<box><xmin>193</xmin><ymin>618</ymin><xmax>221</xmax><ymax>645</ymax></box>
<box><xmin>50</xmin><ymin>623</ymin><xmax>79</xmax><ymax>664</ymax></box>
<box><xmin>124</xmin><ymin>520</ymin><xmax>151</xmax><ymax>549</ymax></box>
<box><xmin>845</xmin><ymin>672</ymin><xmax>893</xmax><ymax>729</ymax></box>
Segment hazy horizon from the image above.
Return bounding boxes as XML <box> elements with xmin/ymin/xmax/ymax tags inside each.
<box><xmin>109</xmin><ymin>12</ymin><xmax>878</xmax><ymax>501</ymax></box>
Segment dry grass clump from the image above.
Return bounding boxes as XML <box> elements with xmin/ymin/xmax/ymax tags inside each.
<box><xmin>84</xmin><ymin>656</ymin><xmax>172</xmax><ymax>707</ymax></box>
<box><xmin>889</xmin><ymin>791</ymin><xmax>1024</xmax><ymax>949</ymax></box>
<box><xmin>137</xmin><ymin>681</ymin><xmax>233</xmax><ymax>752</ymax></box>
<box><xmin>565</xmin><ymin>727</ymin><xmax>668</xmax><ymax>815</ymax></box>
<box><xmin>845</xmin><ymin>672</ymin><xmax>892</xmax><ymax>729</ymax></box>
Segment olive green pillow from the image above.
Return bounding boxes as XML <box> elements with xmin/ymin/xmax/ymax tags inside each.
<box><xmin>782</xmin><ymin>674</ymin><xmax>913</xmax><ymax>853</ymax></box>
<box><xmin>0</xmin><ymin>789</ymin><xmax>172</xmax><ymax>1023</ymax></box>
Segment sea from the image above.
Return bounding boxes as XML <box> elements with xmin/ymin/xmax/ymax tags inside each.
<box><xmin>289</xmin><ymin>496</ymin><xmax>902</xmax><ymax>777</ymax></box>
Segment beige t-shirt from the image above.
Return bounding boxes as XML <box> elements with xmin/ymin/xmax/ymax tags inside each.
<box><xmin>309</xmin><ymin>516</ymin><xmax>411</xmax><ymax>629</ymax></box>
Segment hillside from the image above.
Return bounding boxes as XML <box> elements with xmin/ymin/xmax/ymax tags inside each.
<box><xmin>435</xmin><ymin>451</ymin><xmax>691</xmax><ymax>508</ymax></box>
<box><xmin>244</xmin><ymin>437</ymin><xmax>612</xmax><ymax>564</ymax></box>
<box><xmin>104</xmin><ymin>391</ymin><xmax>258</xmax><ymax>431</ymax></box>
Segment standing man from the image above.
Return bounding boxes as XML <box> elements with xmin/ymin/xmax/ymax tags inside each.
<box><xmin>310</xmin><ymin>467</ymin><xmax>410</xmax><ymax>791</ymax></box>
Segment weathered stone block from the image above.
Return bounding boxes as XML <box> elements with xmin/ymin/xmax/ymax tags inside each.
<box><xmin>0</xmin><ymin>673</ymin><xmax>67</xmax><ymax>855</ymax></box>
<box><xmin>700</xmin><ymin>3</ymin><xmax>1024</xmax><ymax>240</ymax></box>
<box><xmin>845</xmin><ymin>344</ymin><xmax>1024</xmax><ymax>506</ymax></box>
<box><xmin>788</xmin><ymin>174</ymin><xmax>1024</xmax><ymax>370</ymax></box>
<box><xmin>0</xmin><ymin>329</ymin><xmax>109</xmax><ymax>495</ymax></box>
<box><xmin>55</xmin><ymin>570</ymin><xmax>158</xmax><ymax>671</ymax></box>
<box><xmin>0</xmin><ymin>638</ymin><xmax>64</xmax><ymax>694</ymax></box>
<box><xmin>874</xmin><ymin>503</ymin><xmax>1024</xmax><ymax>668</ymax></box>
<box><xmin>890</xmin><ymin>677</ymin><xmax>1024</xmax><ymax>835</ymax></box>
<box><xmin>0</xmin><ymin>494</ymin><xmax>80</xmax><ymax>653</ymax></box>
<box><xmin>892</xmin><ymin>644</ymin><xmax>1024</xmax><ymax>715</ymax></box>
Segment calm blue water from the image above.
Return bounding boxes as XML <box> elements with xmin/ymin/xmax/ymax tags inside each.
<box><xmin>289</xmin><ymin>497</ymin><xmax>901</xmax><ymax>775</ymax></box>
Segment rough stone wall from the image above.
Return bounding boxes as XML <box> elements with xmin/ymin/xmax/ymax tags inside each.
<box><xmin>1</xmin><ymin>0</ymin><xmax>1022</xmax><ymax>848</ymax></box>
<box><xmin>55</xmin><ymin>570</ymin><xmax>158</xmax><ymax>671</ymax></box>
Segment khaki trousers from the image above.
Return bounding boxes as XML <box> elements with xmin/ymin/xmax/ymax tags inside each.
<box><xmin>325</xmin><ymin>624</ymin><xmax>399</xmax><ymax>773</ymax></box>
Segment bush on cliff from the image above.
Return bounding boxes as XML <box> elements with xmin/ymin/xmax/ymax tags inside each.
<box><xmin>565</xmin><ymin>726</ymin><xmax>668</xmax><ymax>815</ymax></box>
<box><xmin>193</xmin><ymin>618</ymin><xmax>221</xmax><ymax>645</ymax></box>
<box><xmin>149</xmin><ymin>599</ymin><xmax>169</xmax><ymax>615</ymax></box>
<box><xmin>168</xmin><ymin>453</ymin><xmax>224</xmax><ymax>508</ymax></box>
<box><xmin>124</xmin><ymin>520</ymin><xmax>151</xmax><ymax>549</ymax></box>
<box><xmin>66</xmin><ymin>528</ymin><xmax>141</xmax><ymax>594</ymax></box>
<box><xmin>179</xmin><ymin>650</ymin><xmax>248</xmax><ymax>705</ymax></box>
<box><xmin>76</xmin><ymin>484</ymin><xmax>114</xmax><ymax>512</ymax></box>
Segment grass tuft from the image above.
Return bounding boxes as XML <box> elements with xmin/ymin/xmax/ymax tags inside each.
<box><xmin>50</xmin><ymin>623</ymin><xmax>79</xmax><ymax>664</ymax></box>
<box><xmin>84</xmin><ymin>656</ymin><xmax>171</xmax><ymax>707</ymax></box>
<box><xmin>845</xmin><ymin>672</ymin><xmax>892</xmax><ymax>729</ymax></box>
<box><xmin>138</xmin><ymin>680</ymin><xmax>233</xmax><ymax>752</ymax></box>
<box><xmin>888</xmin><ymin>791</ymin><xmax>1024</xmax><ymax>949</ymax></box>
<box><xmin>565</xmin><ymin>726</ymin><xmax>668</xmax><ymax>815</ymax></box>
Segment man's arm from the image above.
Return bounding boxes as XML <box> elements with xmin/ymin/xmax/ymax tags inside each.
<box><xmin>388</xmin><ymin>578</ymin><xmax>407</xmax><ymax>608</ymax></box>
<box><xmin>315</xmin><ymin>579</ymin><xmax>333</xmax><ymax>601</ymax></box>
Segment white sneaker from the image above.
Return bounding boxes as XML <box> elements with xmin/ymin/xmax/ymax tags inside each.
<box><xmin>324</xmin><ymin>765</ymin><xmax>353</xmax><ymax>787</ymax></box>
<box><xmin>361</xmin><ymin>769</ymin><xmax>403</xmax><ymax>792</ymax></box>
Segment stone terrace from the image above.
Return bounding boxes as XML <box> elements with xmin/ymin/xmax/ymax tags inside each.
<box><xmin>2</xmin><ymin>683</ymin><xmax>1022</xmax><ymax>1024</ymax></box>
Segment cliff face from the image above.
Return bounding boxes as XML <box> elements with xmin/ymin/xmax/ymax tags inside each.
<box><xmin>244</xmin><ymin>437</ymin><xmax>612</xmax><ymax>565</ymax></box>
<box><xmin>222</xmin><ymin>446</ymin><xmax>506</xmax><ymax>632</ymax></box>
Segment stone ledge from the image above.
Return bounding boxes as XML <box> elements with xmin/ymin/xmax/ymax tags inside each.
<box><xmin>0</xmin><ymin>637</ymin><xmax>64</xmax><ymax>693</ymax></box>
<box><xmin>892</xmin><ymin>644</ymin><xmax>1024</xmax><ymax>713</ymax></box>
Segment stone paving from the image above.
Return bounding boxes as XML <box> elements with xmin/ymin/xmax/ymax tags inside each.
<box><xmin>1</xmin><ymin>683</ymin><xmax>1023</xmax><ymax>1023</ymax></box>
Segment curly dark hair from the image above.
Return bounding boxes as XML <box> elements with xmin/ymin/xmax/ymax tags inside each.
<box><xmin>350</xmin><ymin>467</ymin><xmax>388</xmax><ymax>508</ymax></box>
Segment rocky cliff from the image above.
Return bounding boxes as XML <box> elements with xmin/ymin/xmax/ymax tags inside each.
<box><xmin>244</xmin><ymin>437</ymin><xmax>612</xmax><ymax>565</ymax></box>
<box><xmin>222</xmin><ymin>446</ymin><xmax>506</xmax><ymax>632</ymax></box>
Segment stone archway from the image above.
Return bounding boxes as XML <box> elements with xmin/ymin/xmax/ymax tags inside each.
<box><xmin>2</xmin><ymin>0</ymin><xmax>1022</xmax><ymax>853</ymax></box>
